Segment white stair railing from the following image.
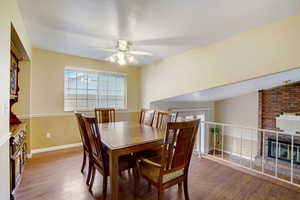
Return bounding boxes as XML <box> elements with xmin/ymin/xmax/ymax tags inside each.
<box><xmin>200</xmin><ymin>121</ymin><xmax>300</xmax><ymax>187</ymax></box>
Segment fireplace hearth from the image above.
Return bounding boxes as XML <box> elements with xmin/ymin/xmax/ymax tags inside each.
<box><xmin>268</xmin><ymin>139</ymin><xmax>300</xmax><ymax>164</ymax></box>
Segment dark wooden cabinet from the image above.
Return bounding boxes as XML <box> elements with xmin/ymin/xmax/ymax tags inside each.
<box><xmin>10</xmin><ymin>123</ymin><xmax>27</xmax><ymax>200</ymax></box>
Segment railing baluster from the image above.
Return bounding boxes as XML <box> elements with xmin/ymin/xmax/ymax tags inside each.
<box><xmin>206</xmin><ymin>123</ymin><xmax>209</xmax><ymax>156</ymax></box>
<box><xmin>240</xmin><ymin>127</ymin><xmax>243</xmax><ymax>165</ymax></box>
<box><xmin>275</xmin><ymin>132</ymin><xmax>279</xmax><ymax>177</ymax></box>
<box><xmin>222</xmin><ymin>125</ymin><xmax>224</xmax><ymax>159</ymax></box>
<box><xmin>250</xmin><ymin>129</ymin><xmax>253</xmax><ymax>169</ymax></box>
<box><xmin>262</xmin><ymin>131</ymin><xmax>265</xmax><ymax>174</ymax></box>
<box><xmin>213</xmin><ymin>126</ymin><xmax>216</xmax><ymax>156</ymax></box>
<box><xmin>291</xmin><ymin>135</ymin><xmax>294</xmax><ymax>184</ymax></box>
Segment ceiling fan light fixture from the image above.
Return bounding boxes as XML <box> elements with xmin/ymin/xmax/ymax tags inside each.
<box><xmin>117</xmin><ymin>51</ymin><xmax>125</xmax><ymax>59</ymax></box>
<box><xmin>118</xmin><ymin>59</ymin><xmax>126</xmax><ymax>66</ymax></box>
<box><xmin>129</xmin><ymin>56</ymin><xmax>134</xmax><ymax>63</ymax></box>
<box><xmin>108</xmin><ymin>56</ymin><xmax>115</xmax><ymax>63</ymax></box>
<box><xmin>106</xmin><ymin>51</ymin><xmax>137</xmax><ymax>66</ymax></box>
<box><xmin>117</xmin><ymin>40</ymin><xmax>130</xmax><ymax>51</ymax></box>
<box><xmin>91</xmin><ymin>39</ymin><xmax>153</xmax><ymax>65</ymax></box>
<box><xmin>104</xmin><ymin>39</ymin><xmax>151</xmax><ymax>65</ymax></box>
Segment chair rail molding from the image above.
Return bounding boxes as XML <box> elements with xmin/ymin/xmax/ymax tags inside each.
<box><xmin>18</xmin><ymin>110</ymin><xmax>140</xmax><ymax>119</ymax></box>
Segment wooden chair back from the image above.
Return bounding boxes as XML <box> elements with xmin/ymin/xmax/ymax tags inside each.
<box><xmin>170</xmin><ymin>112</ymin><xmax>178</xmax><ymax>122</ymax></box>
<box><xmin>95</xmin><ymin>108</ymin><xmax>115</xmax><ymax>123</ymax></box>
<box><xmin>154</xmin><ymin>111</ymin><xmax>171</xmax><ymax>130</ymax></box>
<box><xmin>82</xmin><ymin>115</ymin><xmax>107</xmax><ymax>169</ymax></box>
<box><xmin>75</xmin><ymin>112</ymin><xmax>90</xmax><ymax>151</ymax></box>
<box><xmin>161</xmin><ymin>119</ymin><xmax>200</xmax><ymax>173</ymax></box>
<box><xmin>139</xmin><ymin>109</ymin><xmax>155</xmax><ymax>126</ymax></box>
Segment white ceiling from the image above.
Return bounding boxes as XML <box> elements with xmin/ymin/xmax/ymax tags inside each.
<box><xmin>18</xmin><ymin>0</ymin><xmax>300</xmax><ymax>65</ymax></box>
<box><xmin>158</xmin><ymin>68</ymin><xmax>300</xmax><ymax>103</ymax></box>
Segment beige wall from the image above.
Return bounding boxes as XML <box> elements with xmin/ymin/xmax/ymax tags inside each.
<box><xmin>215</xmin><ymin>92</ymin><xmax>258</xmax><ymax>127</ymax></box>
<box><xmin>213</xmin><ymin>92</ymin><xmax>259</xmax><ymax>159</ymax></box>
<box><xmin>30</xmin><ymin>48</ymin><xmax>141</xmax><ymax>114</ymax></box>
<box><xmin>30</xmin><ymin>112</ymin><xmax>139</xmax><ymax>150</ymax></box>
<box><xmin>0</xmin><ymin>0</ymin><xmax>32</xmax><ymax>199</ymax></box>
<box><xmin>0</xmin><ymin>0</ymin><xmax>31</xmax><ymax>139</ymax></box>
<box><xmin>0</xmin><ymin>142</ymin><xmax>10</xmax><ymax>200</ymax></box>
<box><xmin>141</xmin><ymin>14</ymin><xmax>300</xmax><ymax>107</ymax></box>
<box><xmin>26</xmin><ymin>48</ymin><xmax>141</xmax><ymax>151</ymax></box>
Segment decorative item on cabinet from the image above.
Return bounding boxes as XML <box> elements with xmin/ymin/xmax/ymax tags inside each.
<box><xmin>10</xmin><ymin>123</ymin><xmax>27</xmax><ymax>200</ymax></box>
<box><xmin>10</xmin><ymin>46</ymin><xmax>21</xmax><ymax>125</ymax></box>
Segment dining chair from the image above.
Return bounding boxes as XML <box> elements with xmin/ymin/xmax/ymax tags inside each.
<box><xmin>170</xmin><ymin>112</ymin><xmax>178</xmax><ymax>122</ymax></box>
<box><xmin>139</xmin><ymin>111</ymin><xmax>172</xmax><ymax>159</ymax></box>
<box><xmin>140</xmin><ymin>109</ymin><xmax>155</xmax><ymax>126</ymax></box>
<box><xmin>154</xmin><ymin>111</ymin><xmax>171</xmax><ymax>130</ymax></box>
<box><xmin>74</xmin><ymin>112</ymin><xmax>93</xmax><ymax>185</ymax></box>
<box><xmin>136</xmin><ymin>119</ymin><xmax>200</xmax><ymax>200</ymax></box>
<box><xmin>95</xmin><ymin>108</ymin><xmax>116</xmax><ymax>123</ymax></box>
<box><xmin>82</xmin><ymin>115</ymin><xmax>135</xmax><ymax>198</ymax></box>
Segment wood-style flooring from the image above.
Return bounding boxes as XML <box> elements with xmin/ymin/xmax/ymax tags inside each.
<box><xmin>15</xmin><ymin>147</ymin><xmax>300</xmax><ymax>200</ymax></box>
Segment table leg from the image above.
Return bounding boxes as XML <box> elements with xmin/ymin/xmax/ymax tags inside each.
<box><xmin>109</xmin><ymin>150</ymin><xmax>119</xmax><ymax>200</ymax></box>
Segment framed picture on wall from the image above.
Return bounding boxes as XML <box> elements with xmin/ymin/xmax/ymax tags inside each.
<box><xmin>10</xmin><ymin>53</ymin><xmax>19</xmax><ymax>98</ymax></box>
<box><xmin>10</xmin><ymin>66</ymin><xmax>18</xmax><ymax>95</ymax></box>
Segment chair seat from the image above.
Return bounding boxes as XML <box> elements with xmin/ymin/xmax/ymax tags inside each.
<box><xmin>140</xmin><ymin>155</ymin><xmax>184</xmax><ymax>184</ymax></box>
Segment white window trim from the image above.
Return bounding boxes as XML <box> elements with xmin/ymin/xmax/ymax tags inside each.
<box><xmin>65</xmin><ymin>66</ymin><xmax>127</xmax><ymax>77</ymax></box>
<box><xmin>64</xmin><ymin>66</ymin><xmax>128</xmax><ymax>111</ymax></box>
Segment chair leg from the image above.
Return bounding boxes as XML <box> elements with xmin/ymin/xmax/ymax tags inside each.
<box><xmin>133</xmin><ymin>166</ymin><xmax>139</xmax><ymax>198</ymax></box>
<box><xmin>178</xmin><ymin>182</ymin><xmax>183</xmax><ymax>189</ymax></box>
<box><xmin>89</xmin><ymin>166</ymin><xmax>96</xmax><ymax>193</ymax></box>
<box><xmin>81</xmin><ymin>149</ymin><xmax>87</xmax><ymax>173</ymax></box>
<box><xmin>183</xmin><ymin>176</ymin><xmax>190</xmax><ymax>200</ymax></box>
<box><xmin>103</xmin><ymin>174</ymin><xmax>108</xmax><ymax>200</ymax></box>
<box><xmin>158</xmin><ymin>188</ymin><xmax>164</xmax><ymax>200</ymax></box>
<box><xmin>86</xmin><ymin>159</ymin><xmax>92</xmax><ymax>185</ymax></box>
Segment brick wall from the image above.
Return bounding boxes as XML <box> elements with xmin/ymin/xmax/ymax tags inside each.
<box><xmin>258</xmin><ymin>82</ymin><xmax>300</xmax><ymax>155</ymax></box>
<box><xmin>259</xmin><ymin>82</ymin><xmax>300</xmax><ymax>130</ymax></box>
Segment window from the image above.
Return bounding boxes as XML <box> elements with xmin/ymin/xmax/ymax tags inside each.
<box><xmin>64</xmin><ymin>67</ymin><xmax>127</xmax><ymax>111</ymax></box>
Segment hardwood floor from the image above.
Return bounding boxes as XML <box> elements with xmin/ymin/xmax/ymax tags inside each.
<box><xmin>15</xmin><ymin>147</ymin><xmax>300</xmax><ymax>200</ymax></box>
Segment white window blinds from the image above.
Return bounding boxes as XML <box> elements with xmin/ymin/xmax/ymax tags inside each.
<box><xmin>64</xmin><ymin>67</ymin><xmax>127</xmax><ymax>111</ymax></box>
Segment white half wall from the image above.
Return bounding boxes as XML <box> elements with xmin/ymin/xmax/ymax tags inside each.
<box><xmin>141</xmin><ymin>14</ymin><xmax>300</xmax><ymax>107</ymax></box>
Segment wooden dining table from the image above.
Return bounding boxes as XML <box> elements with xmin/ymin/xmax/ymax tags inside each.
<box><xmin>99</xmin><ymin>121</ymin><xmax>165</xmax><ymax>200</ymax></box>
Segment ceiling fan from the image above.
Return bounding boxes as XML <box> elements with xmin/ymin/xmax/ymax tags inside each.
<box><xmin>91</xmin><ymin>40</ymin><xmax>153</xmax><ymax>65</ymax></box>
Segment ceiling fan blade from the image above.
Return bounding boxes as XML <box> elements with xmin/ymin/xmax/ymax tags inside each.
<box><xmin>129</xmin><ymin>50</ymin><xmax>153</xmax><ymax>56</ymax></box>
<box><xmin>132</xmin><ymin>36</ymin><xmax>203</xmax><ymax>46</ymax></box>
<box><xmin>88</xmin><ymin>46</ymin><xmax>115</xmax><ymax>52</ymax></box>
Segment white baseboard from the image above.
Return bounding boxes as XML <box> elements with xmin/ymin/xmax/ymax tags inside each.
<box><xmin>31</xmin><ymin>143</ymin><xmax>82</xmax><ymax>154</ymax></box>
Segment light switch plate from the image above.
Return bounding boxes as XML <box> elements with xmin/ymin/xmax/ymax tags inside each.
<box><xmin>4</xmin><ymin>103</ymin><xmax>9</xmax><ymax>116</ymax></box>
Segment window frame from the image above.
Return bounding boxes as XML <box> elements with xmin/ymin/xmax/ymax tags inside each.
<box><xmin>64</xmin><ymin>66</ymin><xmax>128</xmax><ymax>111</ymax></box>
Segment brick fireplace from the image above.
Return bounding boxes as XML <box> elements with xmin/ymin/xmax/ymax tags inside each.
<box><xmin>258</xmin><ymin>82</ymin><xmax>300</xmax><ymax>166</ymax></box>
